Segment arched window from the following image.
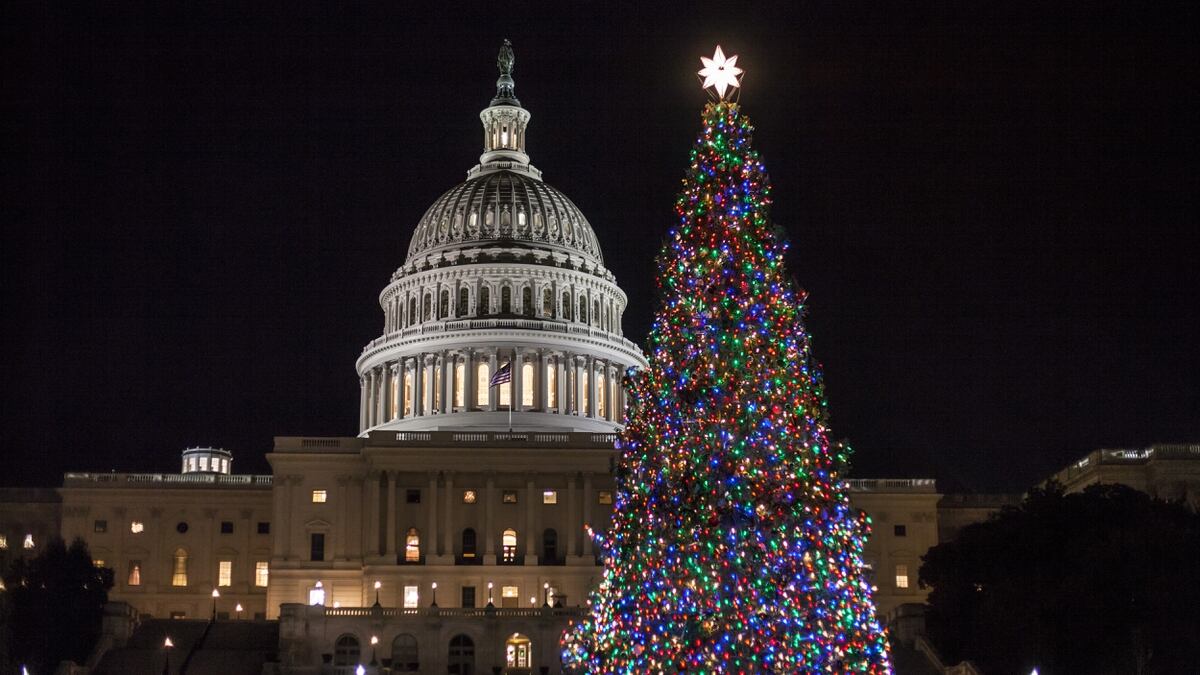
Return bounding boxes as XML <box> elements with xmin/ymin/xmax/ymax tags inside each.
<box><xmin>517</xmin><ymin>211</ymin><xmax>526</xmax><ymax>227</ymax></box>
<box><xmin>405</xmin><ymin>528</ymin><xmax>421</xmax><ymax>563</ymax></box>
<box><xmin>171</xmin><ymin>548</ymin><xmax>188</xmax><ymax>586</ymax></box>
<box><xmin>475</xmin><ymin>363</ymin><xmax>490</xmax><ymax>407</ymax></box>
<box><xmin>522</xmin><ymin>286</ymin><xmax>533</xmax><ymax>316</ymax></box>
<box><xmin>422</xmin><ymin>293</ymin><xmax>432</xmax><ymax>321</ymax></box>
<box><xmin>458</xmin><ymin>287</ymin><xmax>469</xmax><ymax>317</ymax></box>
<box><xmin>546</xmin><ymin>360</ymin><xmax>558</xmax><ymax>409</ymax></box>
<box><xmin>542</xmin><ymin>528</ymin><xmax>558</xmax><ymax>563</ymax></box>
<box><xmin>502</xmin><ymin>528</ymin><xmax>518</xmax><ymax>563</ymax></box>
<box><xmin>468</xmin><ymin>212</ymin><xmax>478</xmax><ymax>228</ymax></box>
<box><xmin>594</xmin><ymin>299</ymin><xmax>600</xmax><ymax>326</ymax></box>
<box><xmin>454</xmin><ymin>361</ymin><xmax>465</xmax><ymax>408</ymax></box>
<box><xmin>579</xmin><ymin>296</ymin><xmax>588</xmax><ymax>323</ymax></box>
<box><xmin>439</xmin><ymin>290</ymin><xmax>450</xmax><ymax>318</ymax></box>
<box><xmin>407</xmin><ymin>298</ymin><xmax>416</xmax><ymax>327</ymax></box>
<box><xmin>447</xmin><ymin>634</ymin><xmax>475</xmax><ymax>675</ymax></box>
<box><xmin>597</xmin><ymin>369</ymin><xmax>607</xmax><ymax>419</ymax></box>
<box><xmin>403</xmin><ymin>369</ymin><xmax>413</xmax><ymax>417</ymax></box>
<box><xmin>521</xmin><ymin>362</ymin><xmax>535</xmax><ymax>407</ymax></box>
<box><xmin>333</xmin><ymin>634</ymin><xmax>360</xmax><ymax>667</ymax></box>
<box><xmin>501</xmin><ymin>286</ymin><xmax>512</xmax><ymax>314</ymax></box>
<box><xmin>506</xmin><ymin>634</ymin><xmax>532</xmax><ymax>669</ymax></box>
<box><xmin>392</xmin><ymin>633</ymin><xmax>419</xmax><ymax>672</ymax></box>
<box><xmin>461</xmin><ymin>528</ymin><xmax>477</xmax><ymax>559</ymax></box>
<box><xmin>562</xmin><ymin>292</ymin><xmax>572</xmax><ymax>321</ymax></box>
<box><xmin>542</xmin><ymin>288</ymin><xmax>553</xmax><ymax>316</ymax></box>
<box><xmin>480</xmin><ymin>287</ymin><xmax>491</xmax><ymax>315</ymax></box>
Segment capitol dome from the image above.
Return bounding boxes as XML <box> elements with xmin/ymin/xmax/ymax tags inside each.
<box><xmin>355</xmin><ymin>40</ymin><xmax>646</xmax><ymax>435</ymax></box>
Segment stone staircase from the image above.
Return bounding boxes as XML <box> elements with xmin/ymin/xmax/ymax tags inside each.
<box><xmin>93</xmin><ymin>619</ymin><xmax>278</xmax><ymax>675</ymax></box>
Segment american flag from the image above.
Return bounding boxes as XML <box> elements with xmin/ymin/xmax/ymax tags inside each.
<box><xmin>489</xmin><ymin>362</ymin><xmax>512</xmax><ymax>387</ymax></box>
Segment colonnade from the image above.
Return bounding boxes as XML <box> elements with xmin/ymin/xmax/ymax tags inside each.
<box><xmin>363</xmin><ymin>471</ymin><xmax>597</xmax><ymax>565</ymax></box>
<box><xmin>359</xmin><ymin>347</ymin><xmax>627</xmax><ymax>432</ymax></box>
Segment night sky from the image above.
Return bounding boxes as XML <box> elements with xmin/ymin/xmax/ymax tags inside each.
<box><xmin>3</xmin><ymin>2</ymin><xmax>1197</xmax><ymax>491</ymax></box>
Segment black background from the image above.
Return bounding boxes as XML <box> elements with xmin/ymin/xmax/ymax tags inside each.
<box><xmin>3</xmin><ymin>1</ymin><xmax>1197</xmax><ymax>491</ymax></box>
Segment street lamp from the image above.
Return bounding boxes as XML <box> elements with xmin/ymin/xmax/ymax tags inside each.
<box><xmin>543</xmin><ymin>582</ymin><xmax>551</xmax><ymax>607</ymax></box>
<box><xmin>431</xmin><ymin>581</ymin><xmax>438</xmax><ymax>607</ymax></box>
<box><xmin>487</xmin><ymin>581</ymin><xmax>494</xmax><ymax>607</ymax></box>
<box><xmin>370</xmin><ymin>635</ymin><xmax>379</xmax><ymax>665</ymax></box>
<box><xmin>235</xmin><ymin>603</ymin><xmax>243</xmax><ymax>620</ymax></box>
<box><xmin>530</xmin><ymin>595</ymin><xmax>536</xmax><ymax>608</ymax></box>
<box><xmin>373</xmin><ymin>580</ymin><xmax>382</xmax><ymax>607</ymax></box>
<box><xmin>211</xmin><ymin>588</ymin><xmax>220</xmax><ymax>620</ymax></box>
<box><xmin>355</xmin><ymin>666</ymin><xmax>365</xmax><ymax>675</ymax></box>
<box><xmin>163</xmin><ymin>637</ymin><xmax>174</xmax><ymax>675</ymax></box>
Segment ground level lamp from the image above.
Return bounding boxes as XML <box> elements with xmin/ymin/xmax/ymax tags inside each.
<box><xmin>210</xmin><ymin>588</ymin><xmax>220</xmax><ymax>620</ymax></box>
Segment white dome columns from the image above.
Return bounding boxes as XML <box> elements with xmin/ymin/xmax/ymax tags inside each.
<box><xmin>479</xmin><ymin>105</ymin><xmax>531</xmax><ymax>169</ymax></box>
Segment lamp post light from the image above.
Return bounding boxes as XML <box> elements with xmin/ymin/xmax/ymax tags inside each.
<box><xmin>431</xmin><ymin>581</ymin><xmax>438</xmax><ymax>607</ymax></box>
<box><xmin>373</xmin><ymin>580</ymin><xmax>382</xmax><ymax>607</ymax></box>
<box><xmin>211</xmin><ymin>588</ymin><xmax>220</xmax><ymax>620</ymax></box>
<box><xmin>355</xmin><ymin>666</ymin><xmax>365</xmax><ymax>675</ymax></box>
<box><xmin>487</xmin><ymin>581</ymin><xmax>494</xmax><ymax>607</ymax></box>
<box><xmin>370</xmin><ymin>635</ymin><xmax>379</xmax><ymax>666</ymax></box>
<box><xmin>530</xmin><ymin>595</ymin><xmax>537</xmax><ymax>608</ymax></box>
<box><xmin>163</xmin><ymin>636</ymin><xmax>174</xmax><ymax>675</ymax></box>
<box><xmin>543</xmin><ymin>582</ymin><xmax>551</xmax><ymax>607</ymax></box>
<box><xmin>235</xmin><ymin>603</ymin><xmax>243</xmax><ymax>620</ymax></box>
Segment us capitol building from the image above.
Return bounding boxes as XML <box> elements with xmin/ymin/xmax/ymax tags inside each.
<box><xmin>3</xmin><ymin>42</ymin><xmax>1196</xmax><ymax>675</ymax></box>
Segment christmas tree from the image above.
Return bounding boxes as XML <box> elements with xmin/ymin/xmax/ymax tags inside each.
<box><xmin>562</xmin><ymin>47</ymin><xmax>892</xmax><ymax>673</ymax></box>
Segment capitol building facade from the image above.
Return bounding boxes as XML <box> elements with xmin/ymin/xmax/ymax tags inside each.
<box><xmin>8</xmin><ymin>42</ymin><xmax>1131</xmax><ymax>674</ymax></box>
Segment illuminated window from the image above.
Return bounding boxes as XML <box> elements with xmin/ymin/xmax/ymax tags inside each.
<box><xmin>517</xmin><ymin>211</ymin><xmax>526</xmax><ymax>226</ymax></box>
<box><xmin>542</xmin><ymin>490</ymin><xmax>558</xmax><ymax>505</ymax></box>
<box><xmin>582</xmin><ymin>368</ymin><xmax>589</xmax><ymax>413</ymax></box>
<box><xmin>547</xmin><ymin>362</ymin><xmax>558</xmax><ymax>408</ymax></box>
<box><xmin>403</xmin><ymin>369</ymin><xmax>413</xmax><ymax>415</ymax></box>
<box><xmin>501</xmin><ymin>585</ymin><xmax>518</xmax><ymax>598</ymax></box>
<box><xmin>498</xmin><ymin>373</ymin><xmax>511</xmax><ymax>407</ymax></box>
<box><xmin>433</xmin><ymin>363</ymin><xmax>442</xmax><ymax>410</ymax></box>
<box><xmin>94</xmin><ymin>520</ymin><xmax>107</xmax><ymax>533</ymax></box>
<box><xmin>171</xmin><ymin>548</ymin><xmax>188</xmax><ymax>586</ymax></box>
<box><xmin>597</xmin><ymin>370</ymin><xmax>607</xmax><ymax>418</ymax></box>
<box><xmin>502</xmin><ymin>490</ymin><xmax>518</xmax><ymax>504</ymax></box>
<box><xmin>476</xmin><ymin>363</ymin><xmax>490</xmax><ymax>406</ymax></box>
<box><xmin>93</xmin><ymin>559</ymin><xmax>106</xmax><ymax>568</ymax></box>
<box><xmin>462</xmin><ymin>490</ymin><xmax>477</xmax><ymax>504</ymax></box>
<box><xmin>255</xmin><ymin>561</ymin><xmax>269</xmax><ymax>587</ymax></box>
<box><xmin>128</xmin><ymin>561</ymin><xmax>142</xmax><ymax>586</ymax></box>
<box><xmin>454</xmin><ymin>362</ymin><xmax>465</xmax><ymax>407</ymax></box>
<box><xmin>403</xmin><ymin>585</ymin><xmax>419</xmax><ymax>608</ymax></box>
<box><xmin>501</xmin><ymin>585</ymin><xmax>519</xmax><ymax>608</ymax></box>
<box><xmin>311</xmin><ymin>490</ymin><xmax>327</xmax><ymax>503</ymax></box>
<box><xmin>895</xmin><ymin>564</ymin><xmax>909</xmax><ymax>589</ymax></box>
<box><xmin>502</xmin><ymin>528</ymin><xmax>518</xmax><ymax>563</ymax></box>
<box><xmin>598</xmin><ymin>490</ymin><xmax>613</xmax><ymax>505</ymax></box>
<box><xmin>405</xmin><ymin>528</ymin><xmax>421</xmax><ymax>562</ymax></box>
<box><xmin>24</xmin><ymin>534</ymin><xmax>34</xmax><ymax>549</ymax></box>
<box><xmin>0</xmin><ymin>534</ymin><xmax>7</xmax><ymax>549</ymax></box>
<box><xmin>521</xmin><ymin>362</ymin><xmax>534</xmax><ymax>406</ymax></box>
<box><xmin>218</xmin><ymin>560</ymin><xmax>232</xmax><ymax>587</ymax></box>
<box><xmin>506</xmin><ymin>634</ymin><xmax>532</xmax><ymax>668</ymax></box>
<box><xmin>130</xmin><ymin>521</ymin><xmax>144</xmax><ymax>534</ymax></box>
<box><xmin>308</xmin><ymin>582</ymin><xmax>325</xmax><ymax>605</ymax></box>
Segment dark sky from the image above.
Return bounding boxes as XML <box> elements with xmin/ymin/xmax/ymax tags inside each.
<box><xmin>3</xmin><ymin>2</ymin><xmax>1197</xmax><ymax>491</ymax></box>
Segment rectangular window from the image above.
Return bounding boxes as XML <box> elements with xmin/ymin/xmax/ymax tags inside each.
<box><xmin>94</xmin><ymin>520</ymin><xmax>107</xmax><ymax>533</ymax></box>
<box><xmin>0</xmin><ymin>534</ymin><xmax>6</xmax><ymax>549</ymax></box>
<box><xmin>310</xmin><ymin>533</ymin><xmax>325</xmax><ymax>562</ymax></box>
<box><xmin>169</xmin><ymin>611</ymin><xmax>186</xmax><ymax>620</ymax></box>
<box><xmin>255</xmin><ymin>561</ymin><xmax>269</xmax><ymax>587</ymax></box>
<box><xmin>454</xmin><ymin>362</ymin><xmax>465</xmax><ymax>408</ymax></box>
<box><xmin>895</xmin><ymin>564</ymin><xmax>909</xmax><ymax>589</ymax></box>
<box><xmin>501</xmin><ymin>585</ymin><xmax>519</xmax><ymax>608</ymax></box>
<box><xmin>311</xmin><ymin>490</ymin><xmax>327</xmax><ymax>503</ymax></box>
<box><xmin>220</xmin><ymin>521</ymin><xmax>234</xmax><ymax>534</ymax></box>
<box><xmin>218</xmin><ymin>560</ymin><xmax>232</xmax><ymax>587</ymax></box>
<box><xmin>23</xmin><ymin>534</ymin><xmax>34</xmax><ymax>549</ymax></box>
<box><xmin>462</xmin><ymin>490</ymin><xmax>477</xmax><ymax>504</ymax></box>
<box><xmin>130</xmin><ymin>521</ymin><xmax>144</xmax><ymax>534</ymax></box>
<box><xmin>894</xmin><ymin>524</ymin><xmax>907</xmax><ymax>537</ymax></box>
<box><xmin>93</xmin><ymin>559</ymin><xmax>106</xmax><ymax>568</ymax></box>
<box><xmin>403</xmin><ymin>585</ymin><xmax>419</xmax><ymax>608</ymax></box>
<box><xmin>598</xmin><ymin>490</ymin><xmax>613</xmax><ymax>505</ymax></box>
<box><xmin>547</xmin><ymin>363</ymin><xmax>558</xmax><ymax>408</ymax></box>
<box><xmin>257</xmin><ymin>522</ymin><xmax>270</xmax><ymax>535</ymax></box>
<box><xmin>542</xmin><ymin>490</ymin><xmax>558</xmax><ymax>504</ymax></box>
<box><xmin>128</xmin><ymin>561</ymin><xmax>142</xmax><ymax>586</ymax></box>
<box><xmin>461</xmin><ymin>586</ymin><xmax>476</xmax><ymax>608</ymax></box>
<box><xmin>522</xmin><ymin>362</ymin><xmax>535</xmax><ymax>407</ymax></box>
<box><xmin>406</xmin><ymin>489</ymin><xmax>421</xmax><ymax>504</ymax></box>
<box><xmin>502</xmin><ymin>490</ymin><xmax>518</xmax><ymax>504</ymax></box>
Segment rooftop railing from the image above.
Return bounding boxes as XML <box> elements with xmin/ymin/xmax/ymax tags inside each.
<box><xmin>63</xmin><ymin>472</ymin><xmax>272</xmax><ymax>488</ymax></box>
<box><xmin>317</xmin><ymin>605</ymin><xmax>584</xmax><ymax>619</ymax></box>
<box><xmin>274</xmin><ymin>431</ymin><xmax>619</xmax><ymax>453</ymax></box>
<box><xmin>1054</xmin><ymin>444</ymin><xmax>1200</xmax><ymax>482</ymax></box>
<box><xmin>844</xmin><ymin>478</ymin><xmax>937</xmax><ymax>493</ymax></box>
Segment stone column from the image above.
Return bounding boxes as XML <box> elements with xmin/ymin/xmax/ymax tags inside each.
<box><xmin>512</xmin><ymin>347</ymin><xmax>524</xmax><ymax>412</ymax></box>
<box><xmin>464</xmin><ymin>350</ymin><xmax>476</xmax><ymax>411</ymax></box>
<box><xmin>566</xmin><ymin>473</ymin><xmax>578</xmax><ymax>556</ymax></box>
<box><xmin>406</xmin><ymin>358</ymin><xmax>417</xmax><ymax>418</ymax></box>
<box><xmin>588</xmin><ymin>357</ymin><xmax>599</xmax><ymax>419</ymax></box>
<box><xmin>556</xmin><ymin>353</ymin><xmax>568</xmax><ymax>414</ymax></box>
<box><xmin>385</xmin><ymin>471</ymin><xmax>398</xmax><ymax>559</ymax></box>
<box><xmin>364</xmin><ymin>370</ymin><xmax>375</xmax><ymax>428</ymax></box>
<box><xmin>443</xmin><ymin>351</ymin><xmax>455</xmax><ymax>413</ymax></box>
<box><xmin>366</xmin><ymin>472</ymin><xmax>380</xmax><ymax>558</ymax></box>
<box><xmin>442</xmin><ymin>472</ymin><xmax>454</xmax><ymax>557</ymax></box>
<box><xmin>488</xmin><ymin>350</ymin><xmax>499</xmax><ymax>411</ymax></box>
<box><xmin>484</xmin><ymin>473</ymin><xmax>496</xmax><ymax>564</ymax></box>
<box><xmin>427</xmin><ymin>473</ymin><xmax>439</xmax><ymax>561</ymax></box>
<box><xmin>359</xmin><ymin>377</ymin><xmax>368</xmax><ymax>432</ymax></box>
<box><xmin>574</xmin><ymin>355</ymin><xmax>586</xmax><ymax>416</ymax></box>
<box><xmin>582</xmin><ymin>472</ymin><xmax>594</xmax><ymax>558</ymax></box>
<box><xmin>423</xmin><ymin>355</ymin><xmax>436</xmax><ymax>417</ymax></box>
<box><xmin>524</xmin><ymin>476</ymin><xmax>538</xmax><ymax>564</ymax></box>
<box><xmin>538</xmin><ymin>350</ymin><xmax>549</xmax><ymax>411</ymax></box>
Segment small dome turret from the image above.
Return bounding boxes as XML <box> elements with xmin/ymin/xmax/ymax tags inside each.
<box><xmin>181</xmin><ymin>447</ymin><xmax>232</xmax><ymax>475</ymax></box>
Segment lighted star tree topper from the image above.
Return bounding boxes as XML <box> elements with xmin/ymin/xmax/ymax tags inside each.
<box><xmin>562</xmin><ymin>48</ymin><xmax>893</xmax><ymax>673</ymax></box>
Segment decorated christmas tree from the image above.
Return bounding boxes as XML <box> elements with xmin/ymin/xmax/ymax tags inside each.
<box><xmin>562</xmin><ymin>47</ymin><xmax>892</xmax><ymax>673</ymax></box>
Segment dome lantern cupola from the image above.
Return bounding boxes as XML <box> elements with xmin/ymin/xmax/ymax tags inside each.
<box><xmin>476</xmin><ymin>39</ymin><xmax>535</xmax><ymax>176</ymax></box>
